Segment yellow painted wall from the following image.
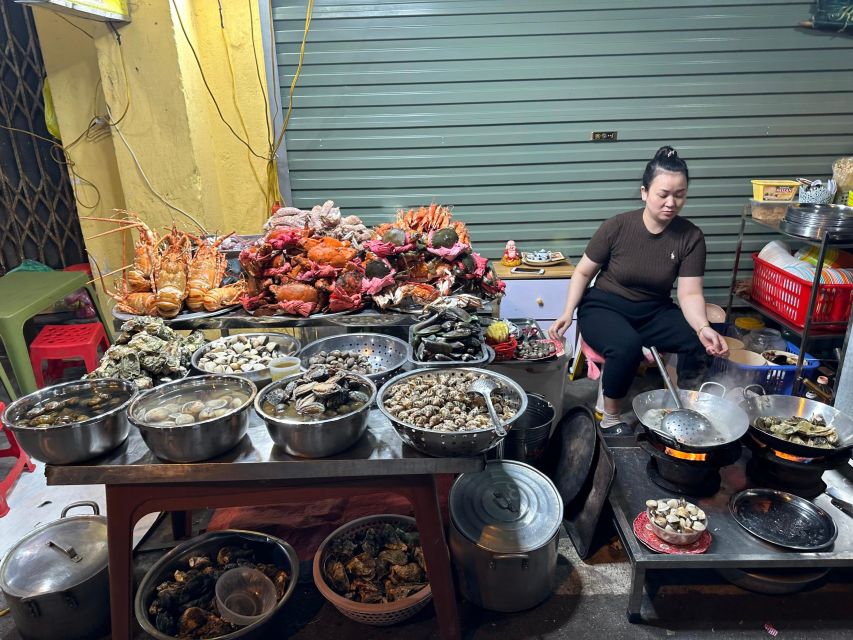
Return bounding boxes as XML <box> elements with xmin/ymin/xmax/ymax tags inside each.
<box><xmin>32</xmin><ymin>0</ymin><xmax>274</xmax><ymax>305</ymax></box>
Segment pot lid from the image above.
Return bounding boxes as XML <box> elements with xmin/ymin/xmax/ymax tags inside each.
<box><xmin>0</xmin><ymin>505</ymin><xmax>107</xmax><ymax>598</ymax></box>
<box><xmin>449</xmin><ymin>459</ymin><xmax>563</xmax><ymax>553</ymax></box>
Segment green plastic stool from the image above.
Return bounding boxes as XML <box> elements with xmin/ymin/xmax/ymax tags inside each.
<box><xmin>0</xmin><ymin>271</ymin><xmax>113</xmax><ymax>396</ymax></box>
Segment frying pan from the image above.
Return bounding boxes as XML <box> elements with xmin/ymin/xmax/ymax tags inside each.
<box><xmin>632</xmin><ymin>383</ymin><xmax>750</xmax><ymax>453</ymax></box>
<box><xmin>740</xmin><ymin>395</ymin><xmax>853</xmax><ymax>458</ymax></box>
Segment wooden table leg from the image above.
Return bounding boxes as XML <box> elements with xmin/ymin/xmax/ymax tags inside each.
<box><xmin>409</xmin><ymin>475</ymin><xmax>461</xmax><ymax>640</ymax></box>
<box><xmin>170</xmin><ymin>510</ymin><xmax>193</xmax><ymax>540</ymax></box>
<box><xmin>105</xmin><ymin>485</ymin><xmax>141</xmax><ymax>640</ymax></box>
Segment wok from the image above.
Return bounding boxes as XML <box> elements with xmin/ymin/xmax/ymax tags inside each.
<box><xmin>740</xmin><ymin>395</ymin><xmax>853</xmax><ymax>458</ymax></box>
<box><xmin>632</xmin><ymin>383</ymin><xmax>749</xmax><ymax>452</ymax></box>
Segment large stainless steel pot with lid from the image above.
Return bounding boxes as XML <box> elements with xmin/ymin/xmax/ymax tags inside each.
<box><xmin>449</xmin><ymin>459</ymin><xmax>563</xmax><ymax>612</ymax></box>
<box><xmin>0</xmin><ymin>501</ymin><xmax>109</xmax><ymax>640</ymax></box>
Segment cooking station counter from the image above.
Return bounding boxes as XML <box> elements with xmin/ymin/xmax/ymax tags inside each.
<box><xmin>607</xmin><ymin>440</ymin><xmax>853</xmax><ymax>623</ymax></box>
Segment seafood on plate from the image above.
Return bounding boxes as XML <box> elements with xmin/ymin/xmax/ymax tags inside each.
<box><xmin>304</xmin><ymin>349</ymin><xmax>374</xmax><ymax>375</ymax></box>
<box><xmin>382</xmin><ymin>370</ymin><xmax>521</xmax><ymax>431</ymax></box>
<box><xmin>195</xmin><ymin>334</ymin><xmax>294</xmax><ymax>375</ymax></box>
<box><xmin>86</xmin><ymin>317</ymin><xmax>205</xmax><ymax>389</ymax></box>
<box><xmin>85</xmin><ymin>211</ymin><xmax>239</xmax><ymax>318</ymax></box>
<box><xmin>261</xmin><ymin>366</ymin><xmax>372</xmax><ymax>420</ymax></box>
<box><xmin>323</xmin><ymin>522</ymin><xmax>428</xmax><ymax>603</ymax></box>
<box><xmin>410</xmin><ymin>306</ymin><xmax>485</xmax><ymax>363</ymax></box>
<box><xmin>147</xmin><ymin>544</ymin><xmax>289</xmax><ymax>639</ymax></box>
<box><xmin>753</xmin><ymin>415</ymin><xmax>839</xmax><ymax>448</ymax></box>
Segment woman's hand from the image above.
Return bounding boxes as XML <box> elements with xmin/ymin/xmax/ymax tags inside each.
<box><xmin>699</xmin><ymin>326</ymin><xmax>728</xmax><ymax>357</ymax></box>
<box><xmin>549</xmin><ymin>312</ymin><xmax>573</xmax><ymax>340</ymax></box>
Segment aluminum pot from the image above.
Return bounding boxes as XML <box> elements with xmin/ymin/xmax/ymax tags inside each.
<box><xmin>449</xmin><ymin>460</ymin><xmax>563</xmax><ymax>612</ymax></box>
<box><xmin>2</xmin><ymin>378</ymin><xmax>136</xmax><ymax>464</ymax></box>
<box><xmin>0</xmin><ymin>501</ymin><xmax>109</xmax><ymax>640</ymax></box>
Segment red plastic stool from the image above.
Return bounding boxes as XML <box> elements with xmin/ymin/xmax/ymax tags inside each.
<box><xmin>0</xmin><ymin>402</ymin><xmax>36</xmax><ymax>517</ymax></box>
<box><xmin>29</xmin><ymin>323</ymin><xmax>109</xmax><ymax>388</ymax></box>
<box><xmin>63</xmin><ymin>263</ymin><xmax>93</xmax><ymax>278</ymax></box>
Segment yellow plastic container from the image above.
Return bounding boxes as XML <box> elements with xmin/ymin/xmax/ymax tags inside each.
<box><xmin>751</xmin><ymin>180</ymin><xmax>800</xmax><ymax>202</ymax></box>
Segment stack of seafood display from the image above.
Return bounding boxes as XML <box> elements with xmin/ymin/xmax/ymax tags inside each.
<box><xmin>322</xmin><ymin>523</ymin><xmax>427</xmax><ymax>603</ymax></box>
<box><xmin>147</xmin><ymin>545</ymin><xmax>289</xmax><ymax>639</ymax></box>
<box><xmin>86</xmin><ymin>212</ymin><xmax>244</xmax><ymax>318</ymax></box>
<box><xmin>87</xmin><ymin>317</ymin><xmax>205</xmax><ymax>389</ymax></box>
<box><xmin>239</xmin><ymin>202</ymin><xmax>504</xmax><ymax>316</ymax></box>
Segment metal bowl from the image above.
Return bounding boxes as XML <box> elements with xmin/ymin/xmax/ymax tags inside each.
<box><xmin>191</xmin><ymin>332</ymin><xmax>301</xmax><ymax>388</ymax></box>
<box><xmin>298</xmin><ymin>332</ymin><xmax>409</xmax><ymax>385</ymax></box>
<box><xmin>127</xmin><ymin>375</ymin><xmax>257</xmax><ymax>462</ymax></box>
<box><xmin>135</xmin><ymin>529</ymin><xmax>299</xmax><ymax>640</ymax></box>
<box><xmin>2</xmin><ymin>378</ymin><xmax>136</xmax><ymax>465</ymax></box>
<box><xmin>376</xmin><ymin>367</ymin><xmax>528</xmax><ymax>457</ymax></box>
<box><xmin>254</xmin><ymin>372</ymin><xmax>375</xmax><ymax>458</ymax></box>
<box><xmin>648</xmin><ymin>509</ymin><xmax>708</xmax><ymax>546</ymax></box>
<box><xmin>407</xmin><ymin>324</ymin><xmax>494</xmax><ymax>368</ymax></box>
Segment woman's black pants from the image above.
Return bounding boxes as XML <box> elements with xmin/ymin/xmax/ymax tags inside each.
<box><xmin>577</xmin><ymin>288</ymin><xmax>708</xmax><ymax>399</ymax></box>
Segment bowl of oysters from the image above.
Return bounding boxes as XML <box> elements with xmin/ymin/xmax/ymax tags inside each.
<box><xmin>646</xmin><ymin>497</ymin><xmax>708</xmax><ymax>545</ymax></box>
<box><xmin>127</xmin><ymin>375</ymin><xmax>257</xmax><ymax>462</ymax></box>
<box><xmin>254</xmin><ymin>365</ymin><xmax>376</xmax><ymax>458</ymax></box>
<box><xmin>191</xmin><ymin>333</ymin><xmax>301</xmax><ymax>388</ymax></box>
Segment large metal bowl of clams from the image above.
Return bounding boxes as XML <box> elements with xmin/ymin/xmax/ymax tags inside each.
<box><xmin>191</xmin><ymin>332</ymin><xmax>301</xmax><ymax>388</ymax></box>
<box><xmin>127</xmin><ymin>375</ymin><xmax>257</xmax><ymax>462</ymax></box>
<box><xmin>298</xmin><ymin>332</ymin><xmax>410</xmax><ymax>385</ymax></box>
<box><xmin>254</xmin><ymin>368</ymin><xmax>376</xmax><ymax>458</ymax></box>
<box><xmin>377</xmin><ymin>368</ymin><xmax>527</xmax><ymax>457</ymax></box>
<box><xmin>2</xmin><ymin>378</ymin><xmax>136</xmax><ymax>465</ymax></box>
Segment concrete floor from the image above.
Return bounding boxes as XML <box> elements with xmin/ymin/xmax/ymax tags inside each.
<box><xmin>1</xmin><ymin>376</ymin><xmax>852</xmax><ymax>639</ymax></box>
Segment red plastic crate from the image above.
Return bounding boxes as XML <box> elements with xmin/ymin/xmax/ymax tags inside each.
<box><xmin>751</xmin><ymin>253</ymin><xmax>853</xmax><ymax>329</ymax></box>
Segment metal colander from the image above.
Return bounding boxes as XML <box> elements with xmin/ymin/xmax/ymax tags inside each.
<box><xmin>298</xmin><ymin>333</ymin><xmax>410</xmax><ymax>384</ymax></box>
<box><xmin>377</xmin><ymin>368</ymin><xmax>528</xmax><ymax>457</ymax></box>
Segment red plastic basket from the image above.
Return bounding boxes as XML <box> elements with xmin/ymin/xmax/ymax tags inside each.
<box><xmin>750</xmin><ymin>253</ymin><xmax>853</xmax><ymax>329</ymax></box>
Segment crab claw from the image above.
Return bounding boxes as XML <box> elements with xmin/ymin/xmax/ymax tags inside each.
<box><xmin>361</xmin><ymin>273</ymin><xmax>396</xmax><ymax>296</ymax></box>
<box><xmin>296</xmin><ymin>261</ymin><xmax>338</xmax><ymax>282</ymax></box>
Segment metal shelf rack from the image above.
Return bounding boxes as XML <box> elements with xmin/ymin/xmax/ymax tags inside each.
<box><xmin>724</xmin><ymin>203</ymin><xmax>853</xmax><ymax>396</ymax></box>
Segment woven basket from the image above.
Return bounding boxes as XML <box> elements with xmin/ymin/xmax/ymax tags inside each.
<box><xmin>313</xmin><ymin>514</ymin><xmax>432</xmax><ymax>626</ymax></box>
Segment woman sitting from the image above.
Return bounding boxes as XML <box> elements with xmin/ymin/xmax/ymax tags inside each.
<box><xmin>549</xmin><ymin>146</ymin><xmax>728</xmax><ymax>430</ymax></box>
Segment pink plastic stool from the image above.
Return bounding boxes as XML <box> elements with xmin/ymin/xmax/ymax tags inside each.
<box><xmin>29</xmin><ymin>323</ymin><xmax>109</xmax><ymax>388</ymax></box>
<box><xmin>0</xmin><ymin>402</ymin><xmax>36</xmax><ymax>517</ymax></box>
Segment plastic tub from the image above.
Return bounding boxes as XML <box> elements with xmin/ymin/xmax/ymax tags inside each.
<box><xmin>751</xmin><ymin>180</ymin><xmax>800</xmax><ymax>202</ymax></box>
<box><xmin>215</xmin><ymin>567</ymin><xmax>277</xmax><ymax>626</ymax></box>
<box><xmin>712</xmin><ymin>341</ymin><xmax>819</xmax><ymax>395</ymax></box>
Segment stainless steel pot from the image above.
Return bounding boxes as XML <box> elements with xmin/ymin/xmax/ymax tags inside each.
<box><xmin>0</xmin><ymin>501</ymin><xmax>109</xmax><ymax>640</ymax></box>
<box><xmin>502</xmin><ymin>393</ymin><xmax>555</xmax><ymax>467</ymax></box>
<box><xmin>449</xmin><ymin>460</ymin><xmax>563</xmax><ymax>612</ymax></box>
<box><xmin>2</xmin><ymin>378</ymin><xmax>136</xmax><ymax>464</ymax></box>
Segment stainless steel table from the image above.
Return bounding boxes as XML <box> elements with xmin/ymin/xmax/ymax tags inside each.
<box><xmin>608</xmin><ymin>443</ymin><xmax>853</xmax><ymax>623</ymax></box>
<box><xmin>46</xmin><ymin>410</ymin><xmax>482</xmax><ymax>640</ymax></box>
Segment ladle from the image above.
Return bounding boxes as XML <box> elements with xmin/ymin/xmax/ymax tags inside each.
<box><xmin>467</xmin><ymin>377</ymin><xmax>507</xmax><ymax>437</ymax></box>
<box><xmin>649</xmin><ymin>346</ymin><xmax>714</xmax><ymax>446</ymax></box>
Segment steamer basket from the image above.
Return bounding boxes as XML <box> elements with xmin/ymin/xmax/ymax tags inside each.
<box><xmin>299</xmin><ymin>333</ymin><xmax>409</xmax><ymax>384</ymax></box>
<box><xmin>313</xmin><ymin>515</ymin><xmax>431</xmax><ymax>626</ymax></box>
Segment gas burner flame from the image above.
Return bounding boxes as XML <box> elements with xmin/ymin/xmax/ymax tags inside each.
<box><xmin>771</xmin><ymin>449</ymin><xmax>814</xmax><ymax>464</ymax></box>
<box><xmin>664</xmin><ymin>447</ymin><xmax>707</xmax><ymax>462</ymax></box>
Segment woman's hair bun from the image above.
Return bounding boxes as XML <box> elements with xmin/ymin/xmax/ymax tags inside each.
<box><xmin>643</xmin><ymin>145</ymin><xmax>688</xmax><ymax>188</ymax></box>
<box><xmin>654</xmin><ymin>145</ymin><xmax>678</xmax><ymax>160</ymax></box>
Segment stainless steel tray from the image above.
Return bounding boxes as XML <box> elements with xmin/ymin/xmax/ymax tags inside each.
<box><xmin>730</xmin><ymin>488</ymin><xmax>837</xmax><ymax>551</ymax></box>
